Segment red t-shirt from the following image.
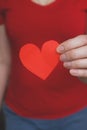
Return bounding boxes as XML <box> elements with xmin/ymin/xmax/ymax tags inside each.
<box><xmin>0</xmin><ymin>0</ymin><xmax>87</xmax><ymax>119</ymax></box>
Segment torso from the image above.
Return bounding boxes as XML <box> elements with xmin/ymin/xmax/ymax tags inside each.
<box><xmin>1</xmin><ymin>0</ymin><xmax>87</xmax><ymax>119</ymax></box>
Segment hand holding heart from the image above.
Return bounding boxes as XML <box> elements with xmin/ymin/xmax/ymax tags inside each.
<box><xmin>57</xmin><ymin>35</ymin><xmax>87</xmax><ymax>78</ymax></box>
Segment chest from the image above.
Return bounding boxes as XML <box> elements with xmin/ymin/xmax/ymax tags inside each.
<box><xmin>4</xmin><ymin>0</ymin><xmax>87</xmax><ymax>46</ymax></box>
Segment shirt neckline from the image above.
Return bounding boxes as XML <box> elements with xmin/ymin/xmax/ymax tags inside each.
<box><xmin>27</xmin><ymin>0</ymin><xmax>61</xmax><ymax>9</ymax></box>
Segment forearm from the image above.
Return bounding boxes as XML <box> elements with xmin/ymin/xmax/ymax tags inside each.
<box><xmin>0</xmin><ymin>25</ymin><xmax>11</xmax><ymax>108</ymax></box>
<box><xmin>0</xmin><ymin>62</ymin><xmax>11</xmax><ymax>107</ymax></box>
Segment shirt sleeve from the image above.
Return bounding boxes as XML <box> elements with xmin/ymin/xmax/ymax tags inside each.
<box><xmin>0</xmin><ymin>0</ymin><xmax>5</xmax><ymax>25</ymax></box>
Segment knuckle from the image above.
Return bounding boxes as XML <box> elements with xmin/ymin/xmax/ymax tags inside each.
<box><xmin>72</xmin><ymin>61</ymin><xmax>79</xmax><ymax>68</ymax></box>
<box><xmin>81</xmin><ymin>71</ymin><xmax>87</xmax><ymax>77</ymax></box>
<box><xmin>83</xmin><ymin>35</ymin><xmax>87</xmax><ymax>43</ymax></box>
<box><xmin>79</xmin><ymin>70</ymin><xmax>87</xmax><ymax>77</ymax></box>
<box><xmin>78</xmin><ymin>35</ymin><xmax>87</xmax><ymax>43</ymax></box>
<box><xmin>66</xmin><ymin>50</ymin><xmax>77</xmax><ymax>60</ymax></box>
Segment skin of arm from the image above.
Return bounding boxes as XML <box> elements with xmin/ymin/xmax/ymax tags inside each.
<box><xmin>56</xmin><ymin>35</ymin><xmax>87</xmax><ymax>84</ymax></box>
<box><xmin>0</xmin><ymin>25</ymin><xmax>11</xmax><ymax>108</ymax></box>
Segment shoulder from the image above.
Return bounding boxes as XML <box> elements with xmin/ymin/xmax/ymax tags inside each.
<box><xmin>66</xmin><ymin>0</ymin><xmax>87</xmax><ymax>9</ymax></box>
<box><xmin>74</xmin><ymin>0</ymin><xmax>87</xmax><ymax>10</ymax></box>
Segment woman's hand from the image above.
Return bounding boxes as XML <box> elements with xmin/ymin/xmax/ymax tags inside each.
<box><xmin>56</xmin><ymin>35</ymin><xmax>87</xmax><ymax>78</ymax></box>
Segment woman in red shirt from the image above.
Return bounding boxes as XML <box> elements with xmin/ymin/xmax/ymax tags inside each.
<box><xmin>0</xmin><ymin>0</ymin><xmax>87</xmax><ymax>129</ymax></box>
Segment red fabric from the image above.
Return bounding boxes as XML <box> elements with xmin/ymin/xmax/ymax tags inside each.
<box><xmin>0</xmin><ymin>0</ymin><xmax>87</xmax><ymax>119</ymax></box>
<box><xmin>0</xmin><ymin>0</ymin><xmax>4</xmax><ymax>24</ymax></box>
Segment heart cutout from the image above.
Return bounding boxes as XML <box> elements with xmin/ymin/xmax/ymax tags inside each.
<box><xmin>19</xmin><ymin>40</ymin><xmax>60</xmax><ymax>80</ymax></box>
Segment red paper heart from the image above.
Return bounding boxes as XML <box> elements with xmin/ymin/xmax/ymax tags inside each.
<box><xmin>19</xmin><ymin>40</ymin><xmax>59</xmax><ymax>80</ymax></box>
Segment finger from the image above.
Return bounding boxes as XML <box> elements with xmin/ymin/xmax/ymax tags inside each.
<box><xmin>63</xmin><ymin>59</ymin><xmax>87</xmax><ymax>69</ymax></box>
<box><xmin>60</xmin><ymin>45</ymin><xmax>87</xmax><ymax>61</ymax></box>
<box><xmin>57</xmin><ymin>35</ymin><xmax>87</xmax><ymax>53</ymax></box>
<box><xmin>69</xmin><ymin>69</ymin><xmax>87</xmax><ymax>77</ymax></box>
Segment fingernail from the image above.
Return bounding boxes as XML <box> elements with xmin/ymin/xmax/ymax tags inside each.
<box><xmin>57</xmin><ymin>45</ymin><xmax>65</xmax><ymax>53</ymax></box>
<box><xmin>64</xmin><ymin>62</ymin><xmax>71</xmax><ymax>67</ymax></box>
<box><xmin>70</xmin><ymin>69</ymin><xmax>78</xmax><ymax>76</ymax></box>
<box><xmin>60</xmin><ymin>54</ymin><xmax>67</xmax><ymax>61</ymax></box>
